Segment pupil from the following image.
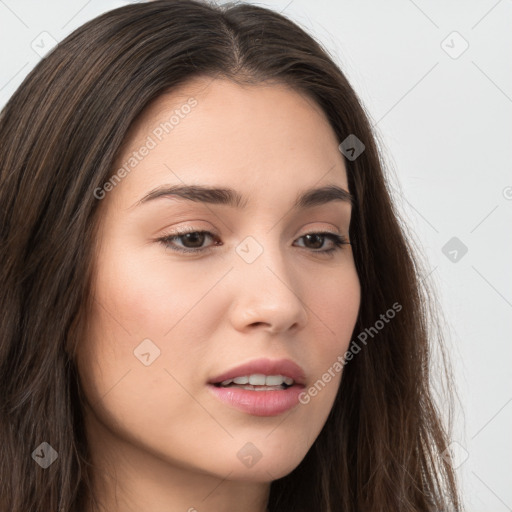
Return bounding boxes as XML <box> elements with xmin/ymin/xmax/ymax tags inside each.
<box><xmin>184</xmin><ymin>232</ymin><xmax>204</xmax><ymax>248</ymax></box>
<box><xmin>305</xmin><ymin>233</ymin><xmax>322</xmax><ymax>249</ymax></box>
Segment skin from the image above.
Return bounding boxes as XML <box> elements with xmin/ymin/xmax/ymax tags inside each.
<box><xmin>76</xmin><ymin>77</ymin><xmax>361</xmax><ymax>512</ymax></box>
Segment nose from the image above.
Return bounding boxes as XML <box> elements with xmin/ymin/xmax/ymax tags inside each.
<box><xmin>228</xmin><ymin>238</ymin><xmax>309</xmax><ymax>335</ymax></box>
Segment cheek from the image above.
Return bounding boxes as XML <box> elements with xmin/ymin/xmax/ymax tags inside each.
<box><xmin>82</xmin><ymin>245</ymin><xmax>227</xmax><ymax>404</ymax></box>
<box><xmin>293</xmin><ymin>265</ymin><xmax>360</xmax><ymax>414</ymax></box>
<box><xmin>75</xmin><ymin>249</ymin><xmax>221</xmax><ymax>455</ymax></box>
<box><xmin>312</xmin><ymin>264</ymin><xmax>361</xmax><ymax>353</ymax></box>
<box><xmin>92</xmin><ymin>244</ymin><xmax>219</xmax><ymax>340</ymax></box>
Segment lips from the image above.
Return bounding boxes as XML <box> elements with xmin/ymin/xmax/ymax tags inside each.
<box><xmin>208</xmin><ymin>357</ymin><xmax>306</xmax><ymax>387</ymax></box>
<box><xmin>207</xmin><ymin>357</ymin><xmax>307</xmax><ymax>416</ymax></box>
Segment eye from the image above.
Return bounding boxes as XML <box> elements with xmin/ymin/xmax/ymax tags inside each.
<box><xmin>156</xmin><ymin>229</ymin><xmax>350</xmax><ymax>255</ymax></box>
<box><xmin>158</xmin><ymin>229</ymin><xmax>219</xmax><ymax>253</ymax></box>
<box><xmin>295</xmin><ymin>232</ymin><xmax>350</xmax><ymax>254</ymax></box>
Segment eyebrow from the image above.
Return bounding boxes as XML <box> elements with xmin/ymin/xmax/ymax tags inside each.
<box><xmin>131</xmin><ymin>183</ymin><xmax>354</xmax><ymax>210</ymax></box>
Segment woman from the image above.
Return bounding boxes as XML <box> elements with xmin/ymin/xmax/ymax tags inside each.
<box><xmin>0</xmin><ymin>1</ymin><xmax>461</xmax><ymax>510</ymax></box>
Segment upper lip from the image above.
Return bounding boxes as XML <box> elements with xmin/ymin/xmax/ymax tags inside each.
<box><xmin>208</xmin><ymin>357</ymin><xmax>306</xmax><ymax>386</ymax></box>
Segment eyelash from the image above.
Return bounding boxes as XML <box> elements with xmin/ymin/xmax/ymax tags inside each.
<box><xmin>156</xmin><ymin>228</ymin><xmax>350</xmax><ymax>256</ymax></box>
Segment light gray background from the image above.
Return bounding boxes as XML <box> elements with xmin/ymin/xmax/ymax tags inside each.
<box><xmin>1</xmin><ymin>0</ymin><xmax>510</xmax><ymax>509</ymax></box>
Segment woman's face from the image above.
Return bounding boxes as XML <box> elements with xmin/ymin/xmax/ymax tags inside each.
<box><xmin>77</xmin><ymin>77</ymin><xmax>360</xmax><ymax>485</ymax></box>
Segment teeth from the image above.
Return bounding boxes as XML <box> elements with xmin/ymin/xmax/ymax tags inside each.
<box><xmin>249</xmin><ymin>374</ymin><xmax>266</xmax><ymax>385</ymax></box>
<box><xmin>219</xmin><ymin>374</ymin><xmax>294</xmax><ymax>387</ymax></box>
<box><xmin>265</xmin><ymin>375</ymin><xmax>285</xmax><ymax>386</ymax></box>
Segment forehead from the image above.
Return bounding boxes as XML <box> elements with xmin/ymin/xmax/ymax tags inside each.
<box><xmin>108</xmin><ymin>77</ymin><xmax>349</xmax><ymax>210</ymax></box>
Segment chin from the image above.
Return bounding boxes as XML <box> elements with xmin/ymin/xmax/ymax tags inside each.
<box><xmin>226</xmin><ymin>462</ymin><xmax>301</xmax><ymax>483</ymax></box>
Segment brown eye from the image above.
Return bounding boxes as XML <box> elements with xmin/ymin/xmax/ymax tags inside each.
<box><xmin>157</xmin><ymin>229</ymin><xmax>349</xmax><ymax>255</ymax></box>
<box><xmin>158</xmin><ymin>230</ymin><xmax>218</xmax><ymax>253</ymax></box>
<box><xmin>295</xmin><ymin>232</ymin><xmax>350</xmax><ymax>254</ymax></box>
<box><xmin>302</xmin><ymin>233</ymin><xmax>324</xmax><ymax>249</ymax></box>
<box><xmin>177</xmin><ymin>232</ymin><xmax>207</xmax><ymax>249</ymax></box>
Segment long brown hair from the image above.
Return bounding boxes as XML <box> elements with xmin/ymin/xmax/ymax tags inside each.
<box><xmin>0</xmin><ymin>1</ymin><xmax>461</xmax><ymax>510</ymax></box>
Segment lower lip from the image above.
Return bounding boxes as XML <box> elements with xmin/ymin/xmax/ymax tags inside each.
<box><xmin>207</xmin><ymin>384</ymin><xmax>304</xmax><ymax>416</ymax></box>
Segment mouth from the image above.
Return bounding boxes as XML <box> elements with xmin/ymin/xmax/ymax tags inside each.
<box><xmin>208</xmin><ymin>357</ymin><xmax>306</xmax><ymax>387</ymax></box>
<box><xmin>207</xmin><ymin>358</ymin><xmax>306</xmax><ymax>416</ymax></box>
<box><xmin>211</xmin><ymin>373</ymin><xmax>295</xmax><ymax>391</ymax></box>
